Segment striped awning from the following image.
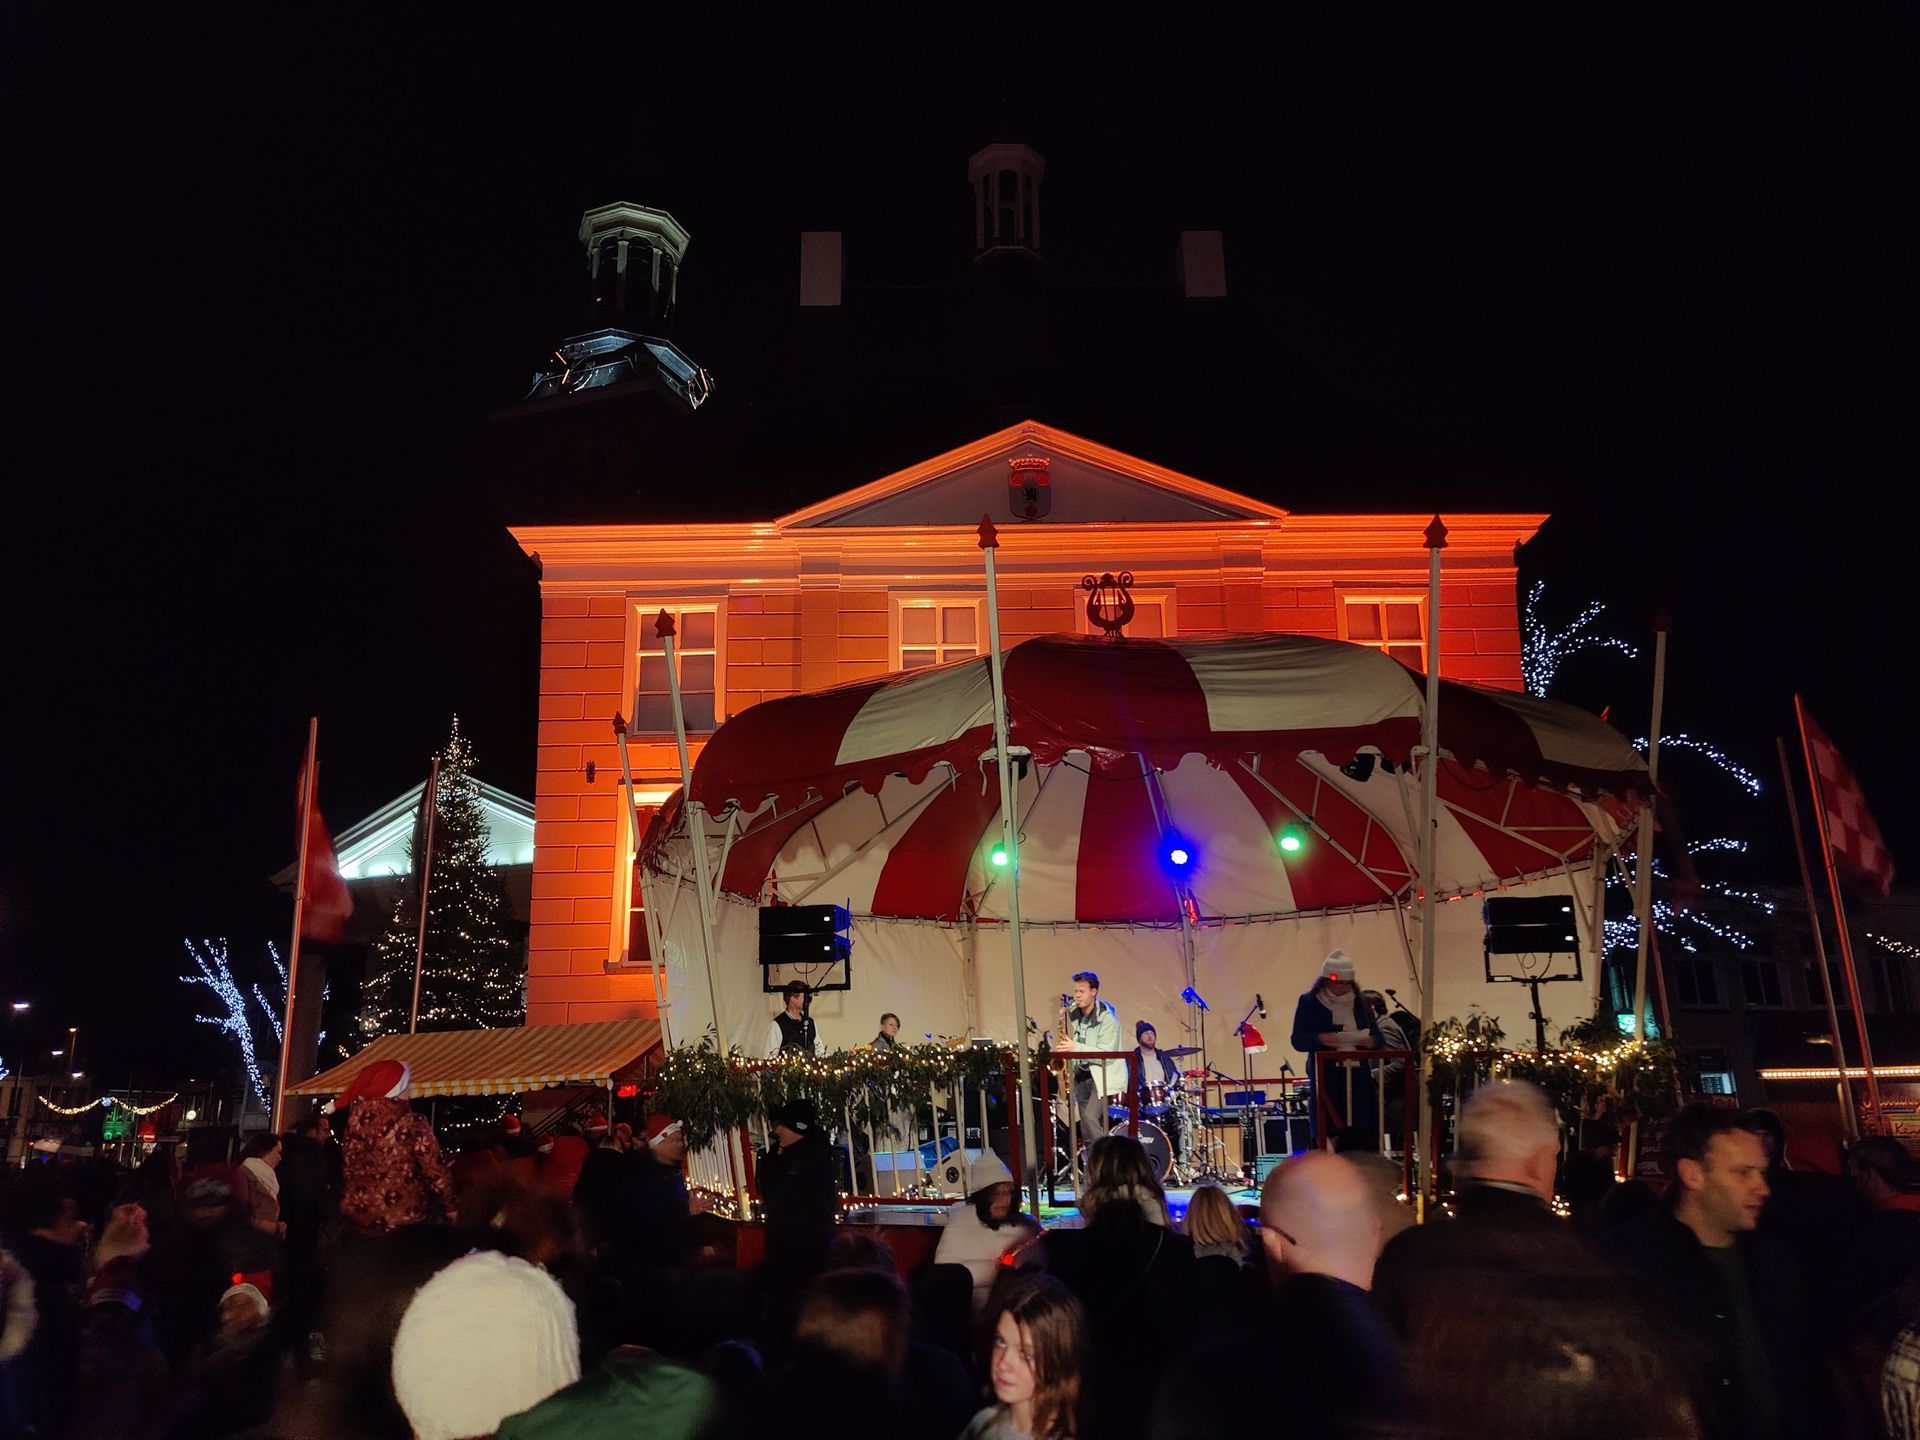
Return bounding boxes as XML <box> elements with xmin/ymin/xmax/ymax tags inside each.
<box><xmin>286</xmin><ymin>1019</ymin><xmax>662</xmax><ymax>1100</ymax></box>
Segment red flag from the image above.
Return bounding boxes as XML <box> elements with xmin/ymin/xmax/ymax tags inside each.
<box><xmin>298</xmin><ymin>763</ymin><xmax>352</xmax><ymax>941</ymax></box>
<box><xmin>1801</xmin><ymin>707</ymin><xmax>1895</xmax><ymax>900</ymax></box>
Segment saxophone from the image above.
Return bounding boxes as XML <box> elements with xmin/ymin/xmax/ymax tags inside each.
<box><xmin>1058</xmin><ymin>993</ymin><xmax>1073</xmax><ymax>1045</ymax></box>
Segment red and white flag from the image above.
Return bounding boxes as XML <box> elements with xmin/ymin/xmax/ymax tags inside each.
<box><xmin>298</xmin><ymin>762</ymin><xmax>353</xmax><ymax>941</ymax></box>
<box><xmin>1801</xmin><ymin>703</ymin><xmax>1895</xmax><ymax>900</ymax></box>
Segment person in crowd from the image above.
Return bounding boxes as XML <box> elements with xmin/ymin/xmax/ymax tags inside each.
<box><xmin>571</xmin><ymin>1112</ymin><xmax>633</xmax><ymax>1257</ymax></box>
<box><xmin>1132</xmin><ymin>1020</ymin><xmax>1178</xmax><ymax>1097</ymax></box>
<box><xmin>963</xmin><ymin>1274</ymin><xmax>1087</xmax><ymax>1440</ymax></box>
<box><xmin>145</xmin><ymin>1167</ymin><xmax>275</xmax><ymax>1372</ymax></box>
<box><xmin>278</xmin><ymin>1111</ymin><xmax>341</xmax><ymax>1243</ymax></box>
<box><xmin>1376</xmin><ymin>1082</ymin><xmax>1690</xmax><ymax>1439</ymax></box>
<box><xmin>390</xmin><ymin>1249</ymin><xmax>582</xmax><ymax>1440</ymax></box>
<box><xmin>114</xmin><ymin>1144</ymin><xmax>183</xmax><ymax>1246</ymax></box>
<box><xmin>66</xmin><ymin>1255</ymin><xmax>170</xmax><ymax>1440</ymax></box>
<box><xmin>334</xmin><ymin>1059</ymin><xmax>457</xmax><ymax>1233</ymax></box>
<box><xmin>171</xmin><ymin>1277</ymin><xmax>279</xmax><ymax>1440</ymax></box>
<box><xmin>1181</xmin><ymin>1181</ymin><xmax>1250</xmax><ymax>1263</ymax></box>
<box><xmin>765</xmin><ymin>980</ymin><xmax>824</xmax><ymax>1058</ymax></box>
<box><xmin>1043</xmin><ymin>1136</ymin><xmax>1193</xmax><ymax>1440</ymax></box>
<box><xmin>497</xmin><ymin>1342</ymin><xmax>726</xmax><ymax>1440</ymax></box>
<box><xmin>758</xmin><ymin>1097</ymin><xmax>839</xmax><ymax>1289</ymax></box>
<box><xmin>10</xmin><ymin>1178</ymin><xmax>88</xmax><ymax>1435</ymax></box>
<box><xmin>460</xmin><ymin>1175</ymin><xmax>582</xmax><ymax>1271</ymax></box>
<box><xmin>265</xmin><ymin>1222</ymin><xmax>472</xmax><ymax>1440</ymax></box>
<box><xmin>1842</xmin><ymin>1136</ymin><xmax>1920</xmax><ymax>1416</ymax></box>
<box><xmin>539</xmin><ymin>1119</ymin><xmax>592</xmax><ymax>1203</ymax></box>
<box><xmin>233</xmin><ymin>1130</ymin><xmax>287</xmax><ymax>1237</ymax></box>
<box><xmin>872</xmin><ymin>1012</ymin><xmax>902</xmax><ymax>1049</ymax></box>
<box><xmin>1885</xmin><ymin>1315</ymin><xmax>1920</xmax><ymax>1440</ymax></box>
<box><xmin>1561</xmin><ymin>1119</ymin><xmax>1621</xmax><ymax>1237</ymax></box>
<box><xmin>1151</xmin><ymin>1152</ymin><xmax>1406</xmax><ymax>1440</ymax></box>
<box><xmin>1290</xmin><ymin>951</ymin><xmax>1384</xmax><ymax>1143</ymax></box>
<box><xmin>934</xmin><ymin>1153</ymin><xmax>1036</xmax><ymax>1311</ymax></box>
<box><xmin>1053</xmin><ymin>971</ymin><xmax>1124</xmax><ymax>1147</ymax></box>
<box><xmin>1600</xmin><ymin>1103</ymin><xmax>1822</xmax><ymax>1440</ymax></box>
<box><xmin>627</xmin><ymin>1114</ymin><xmax>715</xmax><ymax>1267</ymax></box>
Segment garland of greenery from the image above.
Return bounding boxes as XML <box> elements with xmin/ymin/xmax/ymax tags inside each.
<box><xmin>1423</xmin><ymin>1004</ymin><xmax>1683</xmax><ymax>1130</ymax></box>
<box><xmin>649</xmin><ymin>1038</ymin><xmax>1021</xmax><ymax>1151</ymax></box>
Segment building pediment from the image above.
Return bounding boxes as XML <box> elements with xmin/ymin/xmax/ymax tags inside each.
<box><xmin>778</xmin><ymin>421</ymin><xmax>1288</xmax><ymax>530</ymax></box>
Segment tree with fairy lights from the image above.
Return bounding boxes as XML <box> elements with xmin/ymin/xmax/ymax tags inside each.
<box><xmin>181</xmin><ymin>938</ymin><xmax>311</xmax><ymax>1108</ymax></box>
<box><xmin>359</xmin><ymin>719</ymin><xmax>523</xmax><ymax>1041</ymax></box>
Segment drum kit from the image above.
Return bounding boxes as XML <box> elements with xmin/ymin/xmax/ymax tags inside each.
<box><xmin>1081</xmin><ymin>1045</ymin><xmax>1236</xmax><ymax>1187</ymax></box>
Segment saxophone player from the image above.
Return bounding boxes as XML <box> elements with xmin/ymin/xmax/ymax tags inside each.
<box><xmin>1053</xmin><ymin>971</ymin><xmax>1123</xmax><ymax>1145</ymax></box>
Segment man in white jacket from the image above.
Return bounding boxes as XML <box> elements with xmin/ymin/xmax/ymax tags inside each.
<box><xmin>1054</xmin><ymin>971</ymin><xmax>1124</xmax><ymax>1146</ymax></box>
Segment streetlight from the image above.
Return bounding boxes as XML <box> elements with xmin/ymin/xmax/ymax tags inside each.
<box><xmin>10</xmin><ymin>1001</ymin><xmax>27</xmax><ymax>1014</ymax></box>
<box><xmin>65</xmin><ymin>1027</ymin><xmax>77</xmax><ymax>1075</ymax></box>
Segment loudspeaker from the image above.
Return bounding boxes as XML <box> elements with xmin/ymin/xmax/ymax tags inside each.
<box><xmin>1261</xmin><ymin>1114</ymin><xmax>1312</xmax><ymax>1154</ymax></box>
<box><xmin>1482</xmin><ymin>895</ymin><xmax>1578</xmax><ymax>956</ymax></box>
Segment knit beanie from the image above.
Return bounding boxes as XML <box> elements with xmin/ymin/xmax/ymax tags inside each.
<box><xmin>391</xmin><ymin>1250</ymin><xmax>581</xmax><ymax>1440</ymax></box>
<box><xmin>970</xmin><ymin>1151</ymin><xmax>1014</xmax><ymax>1189</ymax></box>
<box><xmin>1321</xmin><ymin>950</ymin><xmax>1356</xmax><ymax>982</ymax></box>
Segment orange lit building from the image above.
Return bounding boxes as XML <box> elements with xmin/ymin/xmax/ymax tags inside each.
<box><xmin>511</xmin><ymin>419</ymin><xmax>1542</xmax><ymax>1028</ymax></box>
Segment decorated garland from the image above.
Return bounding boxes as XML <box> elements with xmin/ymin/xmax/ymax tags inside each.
<box><xmin>650</xmin><ymin>1039</ymin><xmax>1020</xmax><ymax>1151</ymax></box>
<box><xmin>1424</xmin><ymin>1007</ymin><xmax>1682</xmax><ymax>1128</ymax></box>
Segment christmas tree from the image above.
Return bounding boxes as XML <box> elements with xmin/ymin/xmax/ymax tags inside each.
<box><xmin>359</xmin><ymin>719</ymin><xmax>524</xmax><ymax>1040</ymax></box>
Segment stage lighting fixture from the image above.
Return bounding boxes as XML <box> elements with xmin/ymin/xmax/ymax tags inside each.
<box><xmin>1161</xmin><ymin>831</ymin><xmax>1195</xmax><ymax>874</ymax></box>
<box><xmin>1277</xmin><ymin>828</ymin><xmax>1305</xmax><ymax>853</ymax></box>
<box><xmin>1340</xmin><ymin>753</ymin><xmax>1377</xmax><ymax>783</ymax></box>
<box><xmin>989</xmin><ymin>841</ymin><xmax>1010</xmax><ymax>868</ymax></box>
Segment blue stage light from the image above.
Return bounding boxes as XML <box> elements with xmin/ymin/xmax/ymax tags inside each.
<box><xmin>1161</xmin><ymin>831</ymin><xmax>1196</xmax><ymax>875</ymax></box>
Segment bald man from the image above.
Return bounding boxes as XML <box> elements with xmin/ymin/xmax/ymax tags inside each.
<box><xmin>1148</xmin><ymin>1154</ymin><xmax>1408</xmax><ymax>1439</ymax></box>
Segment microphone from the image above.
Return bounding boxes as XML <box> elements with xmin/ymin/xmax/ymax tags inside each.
<box><xmin>1256</xmin><ymin>993</ymin><xmax>1267</xmax><ymax>1019</ymax></box>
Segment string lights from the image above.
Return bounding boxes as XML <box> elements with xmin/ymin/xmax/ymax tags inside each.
<box><xmin>36</xmin><ymin>1092</ymin><xmax>178</xmax><ymax>1117</ymax></box>
<box><xmin>1633</xmin><ymin>734</ymin><xmax>1764</xmax><ymax>797</ymax></box>
<box><xmin>1519</xmin><ymin>582</ymin><xmax>1639</xmax><ymax>698</ymax></box>
<box><xmin>182</xmin><ymin>938</ymin><xmax>270</xmax><ymax>1103</ymax></box>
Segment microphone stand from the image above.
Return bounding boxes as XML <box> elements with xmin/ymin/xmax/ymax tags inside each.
<box><xmin>1234</xmin><ymin>1001</ymin><xmax>1262</xmax><ymax>1180</ymax></box>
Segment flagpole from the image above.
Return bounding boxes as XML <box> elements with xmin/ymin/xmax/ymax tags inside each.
<box><xmin>275</xmin><ymin>717</ymin><xmax>318</xmax><ymax>1128</ymax></box>
<box><xmin>1778</xmin><ymin>734</ymin><xmax>1858</xmax><ymax>1142</ymax></box>
<box><xmin>1414</xmin><ymin>516</ymin><xmax>1445</xmax><ymax>1217</ymax></box>
<box><xmin>1795</xmin><ymin>695</ymin><xmax>1884</xmax><ymax>1131</ymax></box>
<box><xmin>979</xmin><ymin>517</ymin><xmax>1040</xmax><ymax>1219</ymax></box>
<box><xmin>1630</xmin><ymin>616</ymin><xmax>1670</xmax><ymax>1043</ymax></box>
<box><xmin>408</xmin><ymin>757</ymin><xmax>441</xmax><ymax>1035</ymax></box>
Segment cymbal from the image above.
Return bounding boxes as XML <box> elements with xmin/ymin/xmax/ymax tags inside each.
<box><xmin>1160</xmin><ymin>1045</ymin><xmax>1202</xmax><ymax>1058</ymax></box>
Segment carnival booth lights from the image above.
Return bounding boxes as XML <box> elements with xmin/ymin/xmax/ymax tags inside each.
<box><xmin>638</xmin><ymin>628</ymin><xmax>1651</xmax><ymax>1072</ymax></box>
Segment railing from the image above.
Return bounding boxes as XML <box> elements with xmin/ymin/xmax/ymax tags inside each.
<box><xmin>1309</xmin><ymin>1048</ymin><xmax>1420</xmax><ymax>1199</ymax></box>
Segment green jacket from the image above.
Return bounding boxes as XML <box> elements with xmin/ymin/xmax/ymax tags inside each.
<box><xmin>496</xmin><ymin>1347</ymin><xmax>724</xmax><ymax>1440</ymax></box>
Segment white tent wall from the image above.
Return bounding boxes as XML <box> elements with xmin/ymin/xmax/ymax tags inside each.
<box><xmin>649</xmin><ymin>865</ymin><xmax>1605</xmax><ymax>1067</ymax></box>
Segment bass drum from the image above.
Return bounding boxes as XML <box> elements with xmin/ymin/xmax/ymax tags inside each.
<box><xmin>1080</xmin><ymin>1119</ymin><xmax>1173</xmax><ymax>1184</ymax></box>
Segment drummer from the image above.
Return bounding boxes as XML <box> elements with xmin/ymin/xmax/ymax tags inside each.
<box><xmin>1132</xmin><ymin>1020</ymin><xmax>1179</xmax><ymax>1102</ymax></box>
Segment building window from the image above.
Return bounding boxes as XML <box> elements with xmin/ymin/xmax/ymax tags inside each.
<box><xmin>1740</xmin><ymin>960</ymin><xmax>1784</xmax><ymax>1009</ymax></box>
<box><xmin>633</xmin><ymin>605</ymin><xmax>722</xmax><ymax>732</ymax></box>
<box><xmin>894</xmin><ymin>598</ymin><xmax>984</xmax><ymax>670</ymax></box>
<box><xmin>1338</xmin><ymin>595</ymin><xmax>1426</xmax><ymax>668</ymax></box>
<box><xmin>1673</xmin><ymin>958</ymin><xmax>1719</xmax><ymax>1008</ymax></box>
<box><xmin>1805</xmin><ymin>961</ymin><xmax>1853</xmax><ymax>1009</ymax></box>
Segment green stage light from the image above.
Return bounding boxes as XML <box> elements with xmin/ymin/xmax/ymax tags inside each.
<box><xmin>1278</xmin><ymin>828</ymin><xmax>1305</xmax><ymax>853</ymax></box>
<box><xmin>990</xmin><ymin>841</ymin><xmax>1010</xmax><ymax>868</ymax></box>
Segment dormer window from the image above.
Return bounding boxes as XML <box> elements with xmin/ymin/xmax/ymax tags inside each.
<box><xmin>969</xmin><ymin>143</ymin><xmax>1045</xmax><ymax>258</ymax></box>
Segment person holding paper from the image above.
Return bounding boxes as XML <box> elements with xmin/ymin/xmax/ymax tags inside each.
<box><xmin>1289</xmin><ymin>951</ymin><xmax>1384</xmax><ymax>1145</ymax></box>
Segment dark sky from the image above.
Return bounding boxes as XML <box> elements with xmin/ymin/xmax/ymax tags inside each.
<box><xmin>4</xmin><ymin>10</ymin><xmax>1917</xmax><ymax>1086</ymax></box>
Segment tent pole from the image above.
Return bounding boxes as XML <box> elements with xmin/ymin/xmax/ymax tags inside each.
<box><xmin>1414</xmin><ymin>519</ymin><xmax>1446</xmax><ymax>1218</ymax></box>
<box><xmin>978</xmin><ymin>518</ymin><xmax>1041</xmax><ymax>1219</ymax></box>
<box><xmin>657</xmin><ymin>611</ymin><xmax>726</xmax><ymax>1053</ymax></box>
<box><xmin>1631</xmin><ymin>617</ymin><xmax>1670</xmax><ymax>1043</ymax></box>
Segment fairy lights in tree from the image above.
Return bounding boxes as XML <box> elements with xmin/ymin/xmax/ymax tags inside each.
<box><xmin>1633</xmin><ymin>735</ymin><xmax>1764</xmax><ymax>797</ymax></box>
<box><xmin>182</xmin><ymin>938</ymin><xmax>270</xmax><ymax>1104</ymax></box>
<box><xmin>1520</xmin><ymin>582</ymin><xmax>1640</xmax><ymax>698</ymax></box>
<box><xmin>359</xmin><ymin>719</ymin><xmax>523</xmax><ymax>1042</ymax></box>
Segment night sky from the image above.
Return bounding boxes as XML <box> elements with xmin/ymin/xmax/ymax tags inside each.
<box><xmin>5</xmin><ymin>11</ymin><xmax>1917</xmax><ymax>1086</ymax></box>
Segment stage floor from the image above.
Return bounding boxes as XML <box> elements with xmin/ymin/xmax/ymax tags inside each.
<box><xmin>844</xmin><ymin>1182</ymin><xmax>1262</xmax><ymax>1230</ymax></box>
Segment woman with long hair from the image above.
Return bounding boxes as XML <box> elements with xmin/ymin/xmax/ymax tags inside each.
<box><xmin>1181</xmin><ymin>1182</ymin><xmax>1250</xmax><ymax>1262</ymax></box>
<box><xmin>1079</xmin><ymin>1133</ymin><xmax>1169</xmax><ymax>1228</ymax></box>
<box><xmin>964</xmin><ymin>1274</ymin><xmax>1087</xmax><ymax>1440</ymax></box>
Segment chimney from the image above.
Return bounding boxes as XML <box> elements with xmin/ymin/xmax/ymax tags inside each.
<box><xmin>578</xmin><ymin>202</ymin><xmax>691</xmax><ymax>329</ymax></box>
<box><xmin>968</xmin><ymin>143</ymin><xmax>1045</xmax><ymax>259</ymax></box>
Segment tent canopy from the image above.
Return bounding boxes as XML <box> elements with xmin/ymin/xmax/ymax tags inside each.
<box><xmin>288</xmin><ymin>1019</ymin><xmax>662</xmax><ymax>1099</ymax></box>
<box><xmin>639</xmin><ymin>634</ymin><xmax>1648</xmax><ymax>1057</ymax></box>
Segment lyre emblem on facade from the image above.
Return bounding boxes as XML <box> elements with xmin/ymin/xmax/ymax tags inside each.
<box><xmin>1008</xmin><ymin>453</ymin><xmax>1052</xmax><ymax>520</ymax></box>
<box><xmin>1081</xmin><ymin>571</ymin><xmax>1136</xmax><ymax>637</ymax></box>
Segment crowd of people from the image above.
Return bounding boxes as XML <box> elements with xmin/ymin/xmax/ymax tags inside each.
<box><xmin>5</xmin><ymin>1056</ymin><xmax>1920</xmax><ymax>1438</ymax></box>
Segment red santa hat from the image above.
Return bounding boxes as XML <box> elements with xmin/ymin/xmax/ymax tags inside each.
<box><xmin>500</xmin><ymin>1114</ymin><xmax>522</xmax><ymax>1136</ymax></box>
<box><xmin>644</xmin><ymin>1113</ymin><xmax>684</xmax><ymax>1147</ymax></box>
<box><xmin>324</xmin><ymin>1058</ymin><xmax>410</xmax><ymax>1114</ymax></box>
<box><xmin>582</xmin><ymin>1112</ymin><xmax>611</xmax><ymax>1138</ymax></box>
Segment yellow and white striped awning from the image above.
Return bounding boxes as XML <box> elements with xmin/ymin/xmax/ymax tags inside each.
<box><xmin>287</xmin><ymin>1019</ymin><xmax>663</xmax><ymax>1100</ymax></box>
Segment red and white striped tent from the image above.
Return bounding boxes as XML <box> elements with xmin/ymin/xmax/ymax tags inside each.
<box><xmin>641</xmin><ymin>634</ymin><xmax>1648</xmax><ymax>1061</ymax></box>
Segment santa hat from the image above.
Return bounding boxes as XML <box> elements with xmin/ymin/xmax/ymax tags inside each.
<box><xmin>1321</xmin><ymin>950</ymin><xmax>1356</xmax><ymax>982</ymax></box>
<box><xmin>645</xmin><ymin>1113</ymin><xmax>684</xmax><ymax>1147</ymax></box>
<box><xmin>582</xmin><ymin>1112</ymin><xmax>610</xmax><ymax>1138</ymax></box>
<box><xmin>500</xmin><ymin>1114</ymin><xmax>522</xmax><ymax>1136</ymax></box>
<box><xmin>391</xmin><ymin>1251</ymin><xmax>580</xmax><ymax>1440</ymax></box>
<box><xmin>325</xmin><ymin>1058</ymin><xmax>410</xmax><ymax>1114</ymax></box>
<box><xmin>219</xmin><ymin>1281</ymin><xmax>269</xmax><ymax>1321</ymax></box>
